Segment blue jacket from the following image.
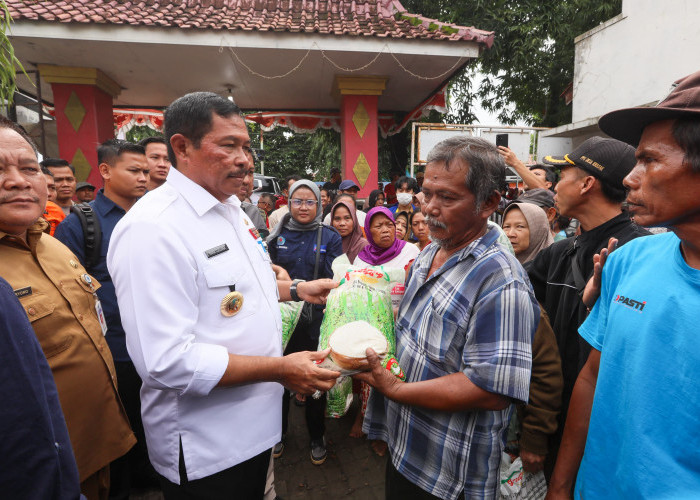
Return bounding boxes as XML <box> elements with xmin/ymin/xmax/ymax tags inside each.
<box><xmin>268</xmin><ymin>224</ymin><xmax>343</xmax><ymax>282</ymax></box>
<box><xmin>55</xmin><ymin>189</ymin><xmax>130</xmax><ymax>362</ymax></box>
<box><xmin>0</xmin><ymin>277</ymin><xmax>81</xmax><ymax>499</ymax></box>
<box><xmin>268</xmin><ymin>224</ymin><xmax>342</xmax><ymax>346</ymax></box>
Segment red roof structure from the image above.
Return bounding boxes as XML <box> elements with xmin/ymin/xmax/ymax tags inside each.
<box><xmin>8</xmin><ymin>0</ymin><xmax>493</xmax><ymax>47</ymax></box>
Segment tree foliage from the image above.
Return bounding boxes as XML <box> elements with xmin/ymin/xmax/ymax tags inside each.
<box><xmin>0</xmin><ymin>0</ymin><xmax>25</xmax><ymax>108</ymax></box>
<box><xmin>401</xmin><ymin>0</ymin><xmax>622</xmax><ymax>127</ymax></box>
<box><xmin>248</xmin><ymin>121</ymin><xmax>415</xmax><ymax>183</ymax></box>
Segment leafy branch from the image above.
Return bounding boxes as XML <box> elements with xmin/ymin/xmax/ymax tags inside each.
<box><xmin>1</xmin><ymin>0</ymin><xmax>27</xmax><ymax>109</ymax></box>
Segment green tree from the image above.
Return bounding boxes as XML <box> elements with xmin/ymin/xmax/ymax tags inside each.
<box><xmin>125</xmin><ymin>125</ymin><xmax>162</xmax><ymax>143</ymax></box>
<box><xmin>0</xmin><ymin>0</ymin><xmax>25</xmax><ymax>108</ymax></box>
<box><xmin>248</xmin><ymin>122</ymin><xmax>414</xmax><ymax>185</ymax></box>
<box><xmin>401</xmin><ymin>0</ymin><xmax>622</xmax><ymax>127</ymax></box>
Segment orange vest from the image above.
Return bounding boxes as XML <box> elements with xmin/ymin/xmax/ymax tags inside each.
<box><xmin>43</xmin><ymin>201</ymin><xmax>66</xmax><ymax>236</ymax></box>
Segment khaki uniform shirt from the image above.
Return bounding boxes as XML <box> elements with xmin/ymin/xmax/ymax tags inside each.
<box><xmin>0</xmin><ymin>220</ymin><xmax>135</xmax><ymax>481</ymax></box>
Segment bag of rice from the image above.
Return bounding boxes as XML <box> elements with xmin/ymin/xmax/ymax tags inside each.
<box><xmin>318</xmin><ymin>261</ymin><xmax>407</xmax><ymax>417</ymax></box>
<box><xmin>279</xmin><ymin>301</ymin><xmax>304</xmax><ymax>351</ymax></box>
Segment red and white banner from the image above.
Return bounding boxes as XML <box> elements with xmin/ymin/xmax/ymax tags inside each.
<box><xmin>110</xmin><ymin>83</ymin><xmax>448</xmax><ymax>138</ymax></box>
<box><xmin>114</xmin><ymin>108</ymin><xmax>164</xmax><ymax>138</ymax></box>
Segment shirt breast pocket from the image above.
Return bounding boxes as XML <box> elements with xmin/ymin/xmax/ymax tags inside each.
<box><xmin>416</xmin><ymin>303</ymin><xmax>465</xmax><ymax>370</ymax></box>
<box><xmin>20</xmin><ymin>294</ymin><xmax>72</xmax><ymax>358</ymax></box>
<box><xmin>201</xmin><ymin>258</ymin><xmax>255</xmax><ymax>321</ymax></box>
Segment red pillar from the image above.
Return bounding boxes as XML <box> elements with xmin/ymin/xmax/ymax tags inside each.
<box><xmin>336</xmin><ymin>77</ymin><xmax>387</xmax><ymax>200</ymax></box>
<box><xmin>39</xmin><ymin>65</ymin><xmax>120</xmax><ymax>187</ymax></box>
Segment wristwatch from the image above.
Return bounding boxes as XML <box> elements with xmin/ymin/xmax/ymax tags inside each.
<box><xmin>289</xmin><ymin>279</ymin><xmax>305</xmax><ymax>302</ymax></box>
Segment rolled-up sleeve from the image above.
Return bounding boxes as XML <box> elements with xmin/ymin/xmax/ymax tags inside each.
<box><xmin>108</xmin><ymin>218</ymin><xmax>229</xmax><ymax>397</ymax></box>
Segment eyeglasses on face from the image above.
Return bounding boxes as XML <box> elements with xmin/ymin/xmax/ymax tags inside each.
<box><xmin>290</xmin><ymin>199</ymin><xmax>317</xmax><ymax>208</ymax></box>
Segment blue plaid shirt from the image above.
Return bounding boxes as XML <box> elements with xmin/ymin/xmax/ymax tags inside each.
<box><xmin>364</xmin><ymin>226</ymin><xmax>537</xmax><ymax>500</ymax></box>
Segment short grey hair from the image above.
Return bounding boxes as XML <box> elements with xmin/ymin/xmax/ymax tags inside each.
<box><xmin>426</xmin><ymin>135</ymin><xmax>505</xmax><ymax>210</ymax></box>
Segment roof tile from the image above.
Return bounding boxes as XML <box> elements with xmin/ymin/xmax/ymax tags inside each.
<box><xmin>7</xmin><ymin>0</ymin><xmax>494</xmax><ymax>47</ymax></box>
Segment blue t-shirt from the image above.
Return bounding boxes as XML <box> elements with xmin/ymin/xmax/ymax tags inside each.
<box><xmin>577</xmin><ymin>232</ymin><xmax>700</xmax><ymax>498</ymax></box>
<box><xmin>55</xmin><ymin>189</ymin><xmax>130</xmax><ymax>361</ymax></box>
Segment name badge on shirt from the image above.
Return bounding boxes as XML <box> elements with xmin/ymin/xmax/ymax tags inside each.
<box><xmin>95</xmin><ymin>298</ymin><xmax>108</xmax><ymax>336</ymax></box>
<box><xmin>205</xmin><ymin>244</ymin><xmax>229</xmax><ymax>259</ymax></box>
<box><xmin>13</xmin><ymin>286</ymin><xmax>32</xmax><ymax>298</ymax></box>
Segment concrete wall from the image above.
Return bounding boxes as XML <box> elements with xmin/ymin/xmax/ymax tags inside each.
<box><xmin>571</xmin><ymin>0</ymin><xmax>700</xmax><ymax>124</ymax></box>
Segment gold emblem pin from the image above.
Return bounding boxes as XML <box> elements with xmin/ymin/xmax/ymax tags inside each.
<box><xmin>69</xmin><ymin>259</ymin><xmax>78</xmax><ymax>269</ymax></box>
<box><xmin>220</xmin><ymin>291</ymin><xmax>244</xmax><ymax>317</ymax></box>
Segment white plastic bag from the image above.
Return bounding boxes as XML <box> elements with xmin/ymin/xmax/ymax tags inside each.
<box><xmin>499</xmin><ymin>453</ymin><xmax>547</xmax><ymax>500</ymax></box>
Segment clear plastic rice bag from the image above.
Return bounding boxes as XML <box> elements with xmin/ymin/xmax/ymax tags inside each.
<box><xmin>279</xmin><ymin>300</ymin><xmax>304</xmax><ymax>351</ymax></box>
<box><xmin>319</xmin><ymin>260</ymin><xmax>407</xmax><ymax>417</ymax></box>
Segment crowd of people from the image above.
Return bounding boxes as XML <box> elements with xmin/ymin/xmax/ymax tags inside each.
<box><xmin>1</xmin><ymin>69</ymin><xmax>699</xmax><ymax>500</ymax></box>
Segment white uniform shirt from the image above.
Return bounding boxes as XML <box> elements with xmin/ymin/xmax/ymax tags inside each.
<box><xmin>107</xmin><ymin>167</ymin><xmax>283</xmax><ymax>484</ymax></box>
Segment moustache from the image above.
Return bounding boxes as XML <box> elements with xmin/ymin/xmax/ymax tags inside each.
<box><xmin>425</xmin><ymin>215</ymin><xmax>447</xmax><ymax>230</ymax></box>
<box><xmin>0</xmin><ymin>194</ymin><xmax>40</xmax><ymax>204</ymax></box>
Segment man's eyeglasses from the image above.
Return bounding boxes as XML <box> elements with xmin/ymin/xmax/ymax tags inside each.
<box><xmin>290</xmin><ymin>199</ymin><xmax>317</xmax><ymax>208</ymax></box>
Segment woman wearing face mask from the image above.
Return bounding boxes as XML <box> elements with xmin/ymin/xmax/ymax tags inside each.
<box><xmin>501</xmin><ymin>202</ymin><xmax>554</xmax><ymax>265</ymax></box>
<box><xmin>393</xmin><ymin>211</ymin><xmax>410</xmax><ymax>242</ymax></box>
<box><xmin>410</xmin><ymin>211</ymin><xmax>431</xmax><ymax>251</ymax></box>
<box><xmin>330</xmin><ymin>199</ymin><xmax>368</xmax><ymax>265</ymax></box>
<box><xmin>265</xmin><ymin>180</ymin><xmax>343</xmax><ymax>466</ymax></box>
<box><xmin>389</xmin><ymin>176</ymin><xmax>418</xmax><ymax>216</ymax></box>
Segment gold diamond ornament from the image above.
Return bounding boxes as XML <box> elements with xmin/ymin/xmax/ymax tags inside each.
<box><xmin>352</xmin><ymin>101</ymin><xmax>370</xmax><ymax>138</ymax></box>
<box><xmin>72</xmin><ymin>148</ymin><xmax>92</xmax><ymax>182</ymax></box>
<box><xmin>64</xmin><ymin>92</ymin><xmax>86</xmax><ymax>132</ymax></box>
<box><xmin>352</xmin><ymin>153</ymin><xmax>371</xmax><ymax>187</ymax></box>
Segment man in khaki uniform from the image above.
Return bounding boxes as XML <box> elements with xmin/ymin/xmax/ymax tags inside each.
<box><xmin>0</xmin><ymin>117</ymin><xmax>135</xmax><ymax>500</ymax></box>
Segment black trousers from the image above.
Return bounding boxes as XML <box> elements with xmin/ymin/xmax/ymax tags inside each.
<box><xmin>159</xmin><ymin>445</ymin><xmax>270</xmax><ymax>500</ymax></box>
<box><xmin>385</xmin><ymin>457</ymin><xmax>442</xmax><ymax>500</ymax></box>
<box><xmin>281</xmin><ymin>311</ymin><xmax>325</xmax><ymax>440</ymax></box>
<box><xmin>110</xmin><ymin>360</ymin><xmax>158</xmax><ymax>499</ymax></box>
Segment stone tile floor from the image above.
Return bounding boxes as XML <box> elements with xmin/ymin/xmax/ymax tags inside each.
<box><xmin>131</xmin><ymin>396</ymin><xmax>387</xmax><ymax>499</ymax></box>
<box><xmin>274</xmin><ymin>397</ymin><xmax>387</xmax><ymax>499</ymax></box>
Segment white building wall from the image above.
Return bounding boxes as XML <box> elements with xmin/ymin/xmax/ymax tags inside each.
<box><xmin>571</xmin><ymin>0</ymin><xmax>700</xmax><ymax>124</ymax></box>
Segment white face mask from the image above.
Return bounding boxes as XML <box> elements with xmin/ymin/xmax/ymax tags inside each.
<box><xmin>396</xmin><ymin>192</ymin><xmax>413</xmax><ymax>206</ymax></box>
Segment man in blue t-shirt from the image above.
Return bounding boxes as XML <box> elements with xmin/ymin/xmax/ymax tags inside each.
<box><xmin>55</xmin><ymin>139</ymin><xmax>153</xmax><ymax>497</ymax></box>
<box><xmin>547</xmin><ymin>70</ymin><xmax>700</xmax><ymax>499</ymax></box>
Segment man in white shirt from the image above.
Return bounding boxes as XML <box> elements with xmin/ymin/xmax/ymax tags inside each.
<box><xmin>107</xmin><ymin>92</ymin><xmax>340</xmax><ymax>499</ymax></box>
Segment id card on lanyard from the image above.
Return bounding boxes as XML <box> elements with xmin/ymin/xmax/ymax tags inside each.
<box><xmin>82</xmin><ymin>273</ymin><xmax>108</xmax><ymax>335</ymax></box>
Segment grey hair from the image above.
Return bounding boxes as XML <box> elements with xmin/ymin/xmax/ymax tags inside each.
<box><xmin>426</xmin><ymin>135</ymin><xmax>506</xmax><ymax>211</ymax></box>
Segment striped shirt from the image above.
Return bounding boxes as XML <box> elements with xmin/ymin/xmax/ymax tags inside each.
<box><xmin>364</xmin><ymin>226</ymin><xmax>537</xmax><ymax>499</ymax></box>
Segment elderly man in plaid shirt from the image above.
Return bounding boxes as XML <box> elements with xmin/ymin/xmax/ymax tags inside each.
<box><xmin>357</xmin><ymin>136</ymin><xmax>538</xmax><ymax>500</ymax></box>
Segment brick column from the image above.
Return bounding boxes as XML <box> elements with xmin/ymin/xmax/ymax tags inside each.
<box><xmin>335</xmin><ymin>76</ymin><xmax>387</xmax><ymax>199</ymax></box>
<box><xmin>38</xmin><ymin>65</ymin><xmax>120</xmax><ymax>187</ymax></box>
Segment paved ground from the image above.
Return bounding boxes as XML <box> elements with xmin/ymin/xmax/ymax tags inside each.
<box><xmin>131</xmin><ymin>396</ymin><xmax>387</xmax><ymax>499</ymax></box>
<box><xmin>274</xmin><ymin>397</ymin><xmax>387</xmax><ymax>499</ymax></box>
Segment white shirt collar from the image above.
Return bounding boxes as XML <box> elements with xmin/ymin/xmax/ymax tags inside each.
<box><xmin>166</xmin><ymin>166</ymin><xmax>241</xmax><ymax>217</ymax></box>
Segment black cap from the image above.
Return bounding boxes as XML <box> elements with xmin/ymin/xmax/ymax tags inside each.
<box><xmin>599</xmin><ymin>70</ymin><xmax>700</xmax><ymax>146</ymax></box>
<box><xmin>543</xmin><ymin>136</ymin><xmax>636</xmax><ymax>189</ymax></box>
<box><xmin>76</xmin><ymin>181</ymin><xmax>96</xmax><ymax>191</ymax></box>
<box><xmin>515</xmin><ymin>188</ymin><xmax>555</xmax><ymax>208</ymax></box>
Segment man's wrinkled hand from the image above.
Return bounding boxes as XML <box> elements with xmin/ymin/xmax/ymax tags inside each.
<box><xmin>297</xmin><ymin>279</ymin><xmax>338</xmax><ymax>304</ymax></box>
<box><xmin>352</xmin><ymin>348</ymin><xmax>402</xmax><ymax>399</ymax></box>
<box><xmin>520</xmin><ymin>449</ymin><xmax>545</xmax><ymax>473</ymax></box>
<box><xmin>280</xmin><ymin>348</ymin><xmax>340</xmax><ymax>395</ymax></box>
<box><xmin>582</xmin><ymin>237</ymin><xmax>617</xmax><ymax>309</ymax></box>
